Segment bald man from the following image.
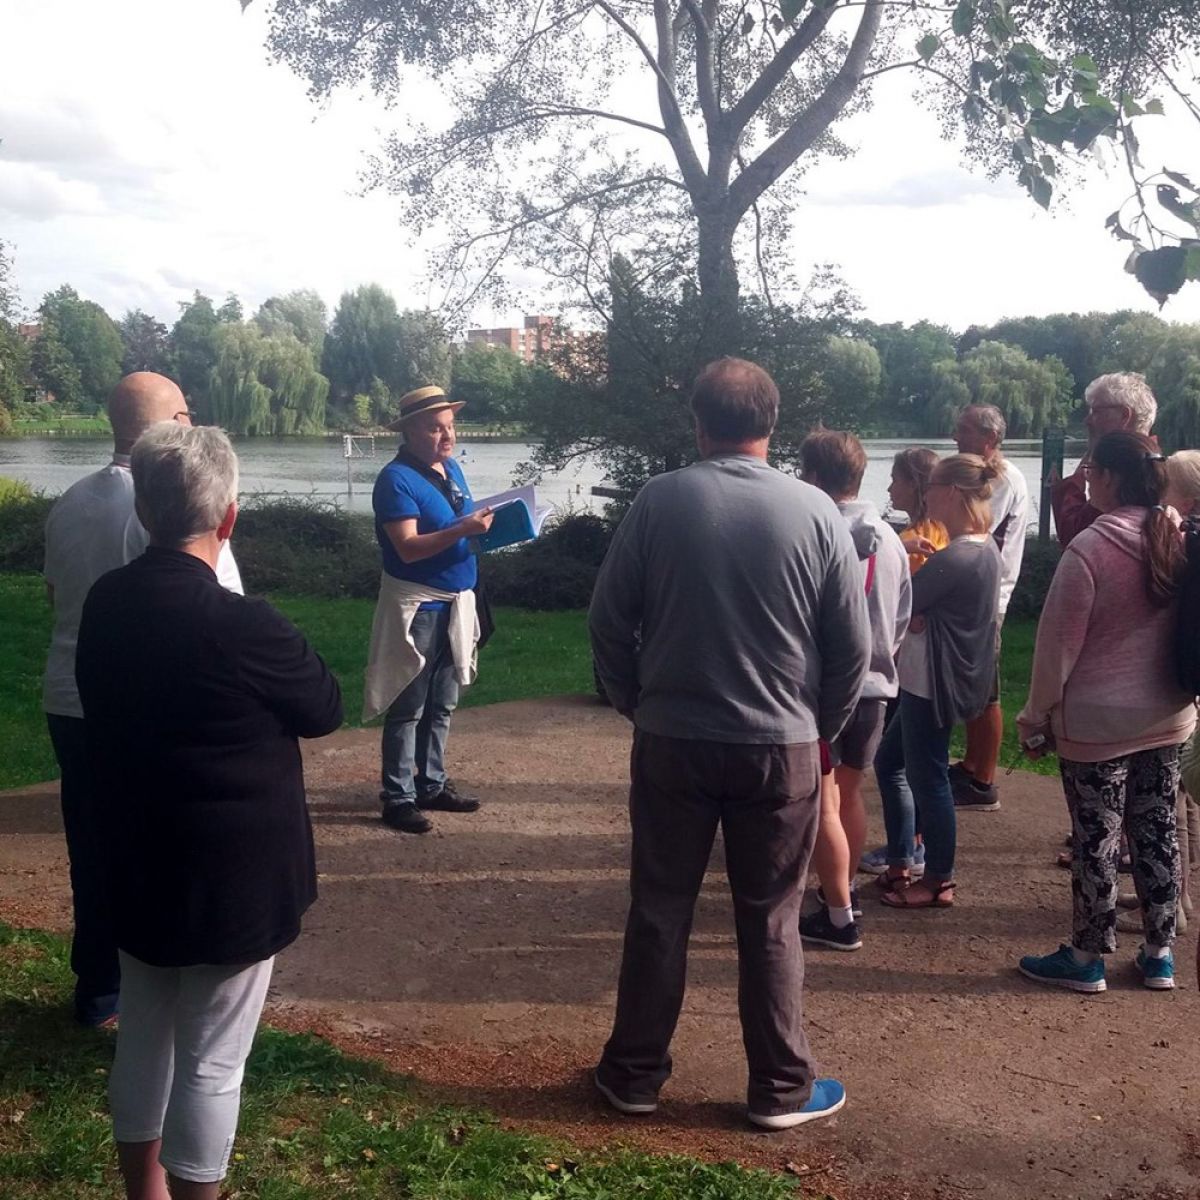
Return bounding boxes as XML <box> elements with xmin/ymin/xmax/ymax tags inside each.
<box><xmin>42</xmin><ymin>372</ymin><xmax>243</xmax><ymax>1027</ymax></box>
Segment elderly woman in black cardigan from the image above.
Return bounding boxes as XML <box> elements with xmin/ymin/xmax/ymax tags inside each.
<box><xmin>76</xmin><ymin>422</ymin><xmax>342</xmax><ymax>1200</ymax></box>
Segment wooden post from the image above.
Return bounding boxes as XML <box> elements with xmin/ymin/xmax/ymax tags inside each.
<box><xmin>1039</xmin><ymin>425</ymin><xmax>1065</xmax><ymax>544</ymax></box>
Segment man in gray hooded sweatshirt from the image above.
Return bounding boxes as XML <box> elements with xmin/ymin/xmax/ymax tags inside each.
<box><xmin>798</xmin><ymin>430</ymin><xmax>912</xmax><ymax>950</ymax></box>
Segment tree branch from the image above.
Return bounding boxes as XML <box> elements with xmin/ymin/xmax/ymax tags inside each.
<box><xmin>680</xmin><ymin>0</ymin><xmax>721</xmax><ymax>129</ymax></box>
<box><xmin>729</xmin><ymin>0</ymin><xmax>884</xmax><ymax>219</ymax></box>
<box><xmin>726</xmin><ymin>3</ymin><xmax>840</xmax><ymax>137</ymax></box>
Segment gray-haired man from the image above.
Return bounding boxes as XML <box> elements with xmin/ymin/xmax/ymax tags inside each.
<box><xmin>589</xmin><ymin>357</ymin><xmax>870</xmax><ymax>1130</ymax></box>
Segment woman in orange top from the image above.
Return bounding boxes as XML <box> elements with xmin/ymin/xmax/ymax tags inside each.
<box><xmin>890</xmin><ymin>447</ymin><xmax>948</xmax><ymax>571</ymax></box>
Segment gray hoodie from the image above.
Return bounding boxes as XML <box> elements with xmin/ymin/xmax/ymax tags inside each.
<box><xmin>837</xmin><ymin>499</ymin><xmax>912</xmax><ymax>701</ymax></box>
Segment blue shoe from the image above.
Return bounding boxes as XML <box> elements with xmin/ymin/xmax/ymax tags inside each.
<box><xmin>1135</xmin><ymin>948</ymin><xmax>1175</xmax><ymax>990</ymax></box>
<box><xmin>748</xmin><ymin>1078</ymin><xmax>846</xmax><ymax>1130</ymax></box>
<box><xmin>859</xmin><ymin>843</ymin><xmax>924</xmax><ymax>878</ymax></box>
<box><xmin>1018</xmin><ymin>945</ymin><xmax>1106</xmax><ymax>994</ymax></box>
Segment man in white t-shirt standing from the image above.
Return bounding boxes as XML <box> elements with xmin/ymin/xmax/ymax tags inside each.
<box><xmin>949</xmin><ymin>403</ymin><xmax>1030</xmax><ymax>811</ymax></box>
<box><xmin>42</xmin><ymin>372</ymin><xmax>243</xmax><ymax>1026</ymax></box>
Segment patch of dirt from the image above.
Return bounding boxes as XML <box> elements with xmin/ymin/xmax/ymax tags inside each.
<box><xmin>3</xmin><ymin>696</ymin><xmax>1199</xmax><ymax>1200</ymax></box>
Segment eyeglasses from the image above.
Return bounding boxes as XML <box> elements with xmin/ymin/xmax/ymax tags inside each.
<box><xmin>446</xmin><ymin>477</ymin><xmax>466</xmax><ymax>515</ymax></box>
<box><xmin>173</xmin><ymin>409</ymin><xmax>194</xmax><ymax>423</ymax></box>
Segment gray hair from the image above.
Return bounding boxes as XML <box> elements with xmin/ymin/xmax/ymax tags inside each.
<box><xmin>131</xmin><ymin>422</ymin><xmax>239</xmax><ymax>547</ymax></box>
<box><xmin>1084</xmin><ymin>373</ymin><xmax>1157</xmax><ymax>433</ymax></box>
<box><xmin>960</xmin><ymin>403</ymin><xmax>1007</xmax><ymax>444</ymax></box>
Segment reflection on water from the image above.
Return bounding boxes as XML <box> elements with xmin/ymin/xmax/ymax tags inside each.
<box><xmin>0</xmin><ymin>435</ymin><xmax>1076</xmax><ymax>521</ymax></box>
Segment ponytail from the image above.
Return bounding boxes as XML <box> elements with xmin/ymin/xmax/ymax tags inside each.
<box><xmin>1092</xmin><ymin>431</ymin><xmax>1184</xmax><ymax>605</ymax></box>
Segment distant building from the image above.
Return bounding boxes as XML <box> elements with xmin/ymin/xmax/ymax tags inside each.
<box><xmin>17</xmin><ymin>322</ymin><xmax>41</xmax><ymax>342</ymax></box>
<box><xmin>465</xmin><ymin>314</ymin><xmax>558</xmax><ymax>364</ymax></box>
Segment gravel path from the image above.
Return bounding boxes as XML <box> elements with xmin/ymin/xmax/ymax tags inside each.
<box><xmin>3</xmin><ymin>695</ymin><xmax>1198</xmax><ymax>1200</ymax></box>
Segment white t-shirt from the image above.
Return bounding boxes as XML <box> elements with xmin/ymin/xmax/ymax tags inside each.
<box><xmin>989</xmin><ymin>459</ymin><xmax>1030</xmax><ymax>618</ymax></box>
<box><xmin>42</xmin><ymin>456</ymin><xmax>244</xmax><ymax>718</ymax></box>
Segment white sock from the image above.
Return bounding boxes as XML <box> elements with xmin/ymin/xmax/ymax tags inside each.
<box><xmin>828</xmin><ymin>904</ymin><xmax>855</xmax><ymax>929</ymax></box>
<box><xmin>1069</xmin><ymin>946</ymin><xmax>1100</xmax><ymax>966</ymax></box>
<box><xmin>1142</xmin><ymin>942</ymin><xmax>1171</xmax><ymax>959</ymax></box>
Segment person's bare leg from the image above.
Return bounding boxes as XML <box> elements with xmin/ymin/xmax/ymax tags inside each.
<box><xmin>116</xmin><ymin>1140</ymin><xmax>170</xmax><ymax>1200</ymax></box>
<box><xmin>810</xmin><ymin>772</ymin><xmax>851</xmax><ymax>908</ymax></box>
<box><xmin>836</xmin><ymin>765</ymin><xmax>868</xmax><ymax>894</ymax></box>
<box><xmin>963</xmin><ymin>704</ymin><xmax>1004</xmax><ymax>786</ymax></box>
<box><xmin>166</xmin><ymin>1176</ymin><xmax>220</xmax><ymax>1199</ymax></box>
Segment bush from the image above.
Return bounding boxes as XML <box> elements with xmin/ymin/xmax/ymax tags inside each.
<box><xmin>233</xmin><ymin>499</ymin><xmax>380</xmax><ymax>599</ymax></box>
<box><xmin>0</xmin><ymin>481</ymin><xmax>53</xmax><ymax>573</ymax></box>
<box><xmin>1008</xmin><ymin>536</ymin><xmax>1061</xmax><ymax>620</ymax></box>
<box><xmin>481</xmin><ymin>513</ymin><xmax>613</xmax><ymax>609</ymax></box>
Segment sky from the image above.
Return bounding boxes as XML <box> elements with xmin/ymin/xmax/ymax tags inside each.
<box><xmin>3</xmin><ymin>0</ymin><xmax>1200</xmax><ymax>333</ymax></box>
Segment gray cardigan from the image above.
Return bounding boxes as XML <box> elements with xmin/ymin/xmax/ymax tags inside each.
<box><xmin>588</xmin><ymin>454</ymin><xmax>871</xmax><ymax>745</ymax></box>
<box><xmin>912</xmin><ymin>537</ymin><xmax>1003</xmax><ymax>727</ymax></box>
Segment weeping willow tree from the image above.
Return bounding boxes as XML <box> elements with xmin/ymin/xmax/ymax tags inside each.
<box><xmin>205</xmin><ymin>324</ymin><xmax>328</xmax><ymax>435</ymax></box>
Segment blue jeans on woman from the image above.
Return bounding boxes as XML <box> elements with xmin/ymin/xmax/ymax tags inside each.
<box><xmin>874</xmin><ymin>690</ymin><xmax>956</xmax><ymax>879</ymax></box>
<box><xmin>380</xmin><ymin>606</ymin><xmax>460</xmax><ymax>808</ymax></box>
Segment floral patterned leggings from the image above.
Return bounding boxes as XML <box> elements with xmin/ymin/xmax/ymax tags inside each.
<box><xmin>1061</xmin><ymin>745</ymin><xmax>1182</xmax><ymax>955</ymax></box>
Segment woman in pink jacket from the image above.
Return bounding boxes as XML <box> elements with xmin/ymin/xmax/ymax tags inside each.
<box><xmin>1017</xmin><ymin>431</ymin><xmax>1195</xmax><ymax>994</ymax></box>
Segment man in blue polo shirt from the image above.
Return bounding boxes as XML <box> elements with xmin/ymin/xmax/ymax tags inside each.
<box><xmin>364</xmin><ymin>386</ymin><xmax>494</xmax><ymax>834</ymax></box>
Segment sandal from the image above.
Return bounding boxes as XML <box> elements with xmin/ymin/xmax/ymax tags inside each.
<box><xmin>873</xmin><ymin>870</ymin><xmax>909</xmax><ymax>895</ymax></box>
<box><xmin>880</xmin><ymin>878</ymin><xmax>955</xmax><ymax>909</ymax></box>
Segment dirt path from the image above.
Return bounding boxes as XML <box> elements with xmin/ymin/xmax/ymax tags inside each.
<box><xmin>3</xmin><ymin>695</ymin><xmax>1198</xmax><ymax>1200</ymax></box>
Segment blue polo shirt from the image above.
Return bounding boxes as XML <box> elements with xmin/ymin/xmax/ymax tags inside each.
<box><xmin>372</xmin><ymin>454</ymin><xmax>478</xmax><ymax>594</ymax></box>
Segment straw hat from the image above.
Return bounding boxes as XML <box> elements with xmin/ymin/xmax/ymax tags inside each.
<box><xmin>385</xmin><ymin>386</ymin><xmax>465</xmax><ymax>431</ymax></box>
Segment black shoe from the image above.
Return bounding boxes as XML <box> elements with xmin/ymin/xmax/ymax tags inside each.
<box><xmin>800</xmin><ymin>906</ymin><xmax>862</xmax><ymax>951</ymax></box>
<box><xmin>382</xmin><ymin>802</ymin><xmax>432</xmax><ymax>834</ymax></box>
<box><xmin>951</xmin><ymin>774</ymin><xmax>1000</xmax><ymax>811</ymax></box>
<box><xmin>417</xmin><ymin>780</ymin><xmax>481</xmax><ymax>813</ymax></box>
<box><xmin>816</xmin><ymin>883</ymin><xmax>862</xmax><ymax>919</ymax></box>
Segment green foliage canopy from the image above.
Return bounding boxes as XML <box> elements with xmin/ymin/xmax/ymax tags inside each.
<box><xmin>31</xmin><ymin>285</ymin><xmax>123</xmax><ymax>411</ymax></box>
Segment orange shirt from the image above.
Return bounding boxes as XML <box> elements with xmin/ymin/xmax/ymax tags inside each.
<box><xmin>902</xmin><ymin>518</ymin><xmax>949</xmax><ymax>574</ymax></box>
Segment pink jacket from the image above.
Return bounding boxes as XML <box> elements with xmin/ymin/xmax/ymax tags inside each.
<box><xmin>1017</xmin><ymin>507</ymin><xmax>1196</xmax><ymax>762</ymax></box>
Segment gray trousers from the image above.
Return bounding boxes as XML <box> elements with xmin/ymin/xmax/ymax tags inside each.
<box><xmin>598</xmin><ymin>731</ymin><xmax>821</xmax><ymax>1117</ymax></box>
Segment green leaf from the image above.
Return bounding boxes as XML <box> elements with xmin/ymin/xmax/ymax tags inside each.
<box><xmin>1145</xmin><ymin>98</ymin><xmax>1166</xmax><ymax>116</ymax></box>
<box><xmin>780</xmin><ymin>0</ymin><xmax>806</xmax><ymax>21</ymax></box>
<box><xmin>741</xmin><ymin>10</ymin><xmax>755</xmax><ymax>34</ymax></box>
<box><xmin>952</xmin><ymin>1</ymin><xmax>975</xmax><ymax>36</ymax></box>
<box><xmin>1031</xmin><ymin>172</ymin><xmax>1052</xmax><ymax>208</ymax></box>
<box><xmin>1122</xmin><ymin>95</ymin><xmax>1145</xmax><ymax>118</ymax></box>
<box><xmin>1185</xmin><ymin>246</ymin><xmax>1200</xmax><ymax>281</ymax></box>
<box><xmin>1133</xmin><ymin>245</ymin><xmax>1189</xmax><ymax>306</ymax></box>
<box><xmin>1039</xmin><ymin>154</ymin><xmax>1057</xmax><ymax>176</ymax></box>
<box><xmin>1105</xmin><ymin>209</ymin><xmax>1139</xmax><ymax>243</ymax></box>
<box><xmin>917</xmin><ymin>33</ymin><xmax>942</xmax><ymax>61</ymax></box>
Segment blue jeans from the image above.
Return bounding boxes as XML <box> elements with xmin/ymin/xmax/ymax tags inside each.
<box><xmin>380</xmin><ymin>607</ymin><xmax>460</xmax><ymax>807</ymax></box>
<box><xmin>874</xmin><ymin>690</ymin><xmax>956</xmax><ymax>879</ymax></box>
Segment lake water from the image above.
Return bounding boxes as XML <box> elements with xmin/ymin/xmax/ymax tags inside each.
<box><xmin>0</xmin><ymin>435</ymin><xmax>1078</xmax><ymax>523</ymax></box>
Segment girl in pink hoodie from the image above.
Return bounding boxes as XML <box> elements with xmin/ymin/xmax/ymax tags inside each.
<box><xmin>1017</xmin><ymin>431</ymin><xmax>1195</xmax><ymax>994</ymax></box>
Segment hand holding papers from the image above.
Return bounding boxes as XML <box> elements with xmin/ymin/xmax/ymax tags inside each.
<box><xmin>470</xmin><ymin>485</ymin><xmax>554</xmax><ymax>552</ymax></box>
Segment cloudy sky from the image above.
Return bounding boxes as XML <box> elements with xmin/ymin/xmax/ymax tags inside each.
<box><xmin>4</xmin><ymin>0</ymin><xmax>1200</xmax><ymax>332</ymax></box>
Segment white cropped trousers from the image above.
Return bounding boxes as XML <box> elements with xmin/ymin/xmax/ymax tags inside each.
<box><xmin>108</xmin><ymin>951</ymin><xmax>273</xmax><ymax>1183</ymax></box>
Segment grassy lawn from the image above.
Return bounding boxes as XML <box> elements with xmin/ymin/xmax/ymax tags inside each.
<box><xmin>0</xmin><ymin>923</ymin><xmax>801</xmax><ymax>1200</ymax></box>
<box><xmin>0</xmin><ymin>570</ymin><xmax>1048</xmax><ymax>792</ymax></box>
<box><xmin>10</xmin><ymin>417</ymin><xmax>112</xmax><ymax>437</ymax></box>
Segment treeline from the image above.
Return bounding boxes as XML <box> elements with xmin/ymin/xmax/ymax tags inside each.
<box><xmin>0</xmin><ymin>245</ymin><xmax>535</xmax><ymax>435</ymax></box>
<box><xmin>2</xmin><ymin>236</ymin><xmax>1199</xmax><ymax>449</ymax></box>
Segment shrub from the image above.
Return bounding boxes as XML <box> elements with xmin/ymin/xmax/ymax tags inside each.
<box><xmin>1008</xmin><ymin>536</ymin><xmax>1062</xmax><ymax>620</ymax></box>
<box><xmin>481</xmin><ymin>513</ymin><xmax>613</xmax><ymax>610</ymax></box>
<box><xmin>0</xmin><ymin>481</ymin><xmax>52</xmax><ymax>573</ymax></box>
<box><xmin>233</xmin><ymin>499</ymin><xmax>380</xmax><ymax>599</ymax></box>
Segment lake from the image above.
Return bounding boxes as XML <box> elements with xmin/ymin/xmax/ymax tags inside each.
<box><xmin>0</xmin><ymin>434</ymin><xmax>1078</xmax><ymax>523</ymax></box>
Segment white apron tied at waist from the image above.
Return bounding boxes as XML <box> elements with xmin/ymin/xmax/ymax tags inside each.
<box><xmin>362</xmin><ymin>574</ymin><xmax>479</xmax><ymax>721</ymax></box>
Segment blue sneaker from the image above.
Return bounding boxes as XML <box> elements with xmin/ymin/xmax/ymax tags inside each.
<box><xmin>859</xmin><ymin>843</ymin><xmax>924</xmax><ymax>878</ymax></box>
<box><xmin>748</xmin><ymin>1078</ymin><xmax>846</xmax><ymax>1130</ymax></box>
<box><xmin>1019</xmin><ymin>945</ymin><xmax>1106</xmax><ymax>994</ymax></box>
<box><xmin>1135</xmin><ymin>948</ymin><xmax>1175</xmax><ymax>990</ymax></box>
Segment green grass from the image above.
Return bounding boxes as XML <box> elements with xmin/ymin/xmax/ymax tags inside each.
<box><xmin>0</xmin><ymin>924</ymin><xmax>806</xmax><ymax>1200</ymax></box>
<box><xmin>10</xmin><ymin>417</ymin><xmax>112</xmax><ymax>437</ymax></box>
<box><xmin>0</xmin><ymin>570</ymin><xmax>1048</xmax><ymax>792</ymax></box>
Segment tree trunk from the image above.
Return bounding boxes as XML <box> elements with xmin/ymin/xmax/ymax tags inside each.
<box><xmin>695</xmin><ymin>208</ymin><xmax>741</xmax><ymax>365</ymax></box>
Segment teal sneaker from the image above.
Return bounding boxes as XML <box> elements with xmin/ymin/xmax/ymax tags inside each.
<box><xmin>1019</xmin><ymin>945</ymin><xmax>1106</xmax><ymax>994</ymax></box>
<box><xmin>748</xmin><ymin>1078</ymin><xmax>846</xmax><ymax>1130</ymax></box>
<box><xmin>1135</xmin><ymin>948</ymin><xmax>1175</xmax><ymax>990</ymax></box>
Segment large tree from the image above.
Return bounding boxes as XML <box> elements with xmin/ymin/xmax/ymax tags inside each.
<box><xmin>261</xmin><ymin>1</ymin><xmax>1200</xmax><ymax>349</ymax></box>
<box><xmin>119</xmin><ymin>309</ymin><xmax>174</xmax><ymax>376</ymax></box>
<box><xmin>171</xmin><ymin>293</ymin><xmax>224</xmax><ymax>408</ymax></box>
<box><xmin>254</xmin><ymin>289</ymin><xmax>328</xmax><ymax>358</ymax></box>
<box><xmin>0</xmin><ymin>242</ymin><xmax>27</xmax><ymax>428</ymax></box>
<box><xmin>31</xmin><ymin>286</ymin><xmax>123</xmax><ymax>410</ymax></box>
<box><xmin>450</xmin><ymin>342</ymin><xmax>529</xmax><ymax>423</ymax></box>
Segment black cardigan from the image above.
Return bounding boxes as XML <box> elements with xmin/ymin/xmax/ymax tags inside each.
<box><xmin>76</xmin><ymin>547</ymin><xmax>343</xmax><ymax>967</ymax></box>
